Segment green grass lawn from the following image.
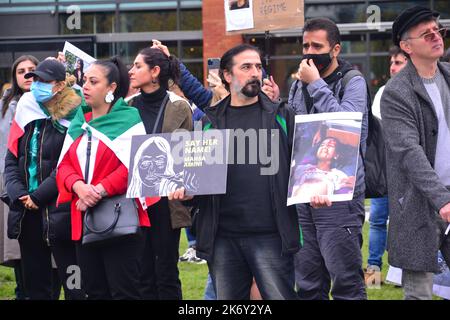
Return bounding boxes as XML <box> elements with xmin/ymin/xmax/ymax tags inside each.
<box><xmin>0</xmin><ymin>264</ymin><xmax>15</xmax><ymax>300</ymax></box>
<box><xmin>0</xmin><ymin>221</ymin><xmax>439</xmax><ymax>300</ymax></box>
<box><xmin>361</xmin><ymin>223</ymin><xmax>404</xmax><ymax>300</ymax></box>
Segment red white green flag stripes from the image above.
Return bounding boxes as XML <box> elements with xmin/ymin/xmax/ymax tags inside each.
<box><xmin>56</xmin><ymin>97</ymin><xmax>160</xmax><ymax>208</ymax></box>
<box><xmin>57</xmin><ymin>98</ymin><xmax>145</xmax><ymax>169</ymax></box>
<box><xmin>7</xmin><ymin>92</ymin><xmax>71</xmax><ymax>157</ymax></box>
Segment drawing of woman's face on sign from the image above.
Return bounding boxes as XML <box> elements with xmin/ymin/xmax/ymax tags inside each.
<box><xmin>127</xmin><ymin>130</ymin><xmax>230</xmax><ymax>198</ymax></box>
<box><xmin>138</xmin><ymin>142</ymin><xmax>169</xmax><ymax>188</ymax></box>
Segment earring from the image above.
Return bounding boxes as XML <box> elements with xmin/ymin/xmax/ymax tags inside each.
<box><xmin>105</xmin><ymin>91</ymin><xmax>114</xmax><ymax>103</ymax></box>
<box><xmin>151</xmin><ymin>79</ymin><xmax>158</xmax><ymax>84</ymax></box>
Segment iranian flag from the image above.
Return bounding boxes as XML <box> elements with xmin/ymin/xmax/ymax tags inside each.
<box><xmin>57</xmin><ymin>98</ymin><xmax>160</xmax><ymax>208</ymax></box>
<box><xmin>7</xmin><ymin>92</ymin><xmax>71</xmax><ymax>157</ymax></box>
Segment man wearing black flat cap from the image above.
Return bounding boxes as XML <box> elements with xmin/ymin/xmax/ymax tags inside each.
<box><xmin>381</xmin><ymin>6</ymin><xmax>450</xmax><ymax>299</ymax></box>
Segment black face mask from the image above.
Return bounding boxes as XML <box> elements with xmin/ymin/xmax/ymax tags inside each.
<box><xmin>302</xmin><ymin>52</ymin><xmax>333</xmax><ymax>73</ymax></box>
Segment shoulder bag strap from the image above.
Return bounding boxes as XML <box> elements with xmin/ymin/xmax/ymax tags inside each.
<box><xmin>84</xmin><ymin>128</ymin><xmax>92</xmax><ymax>183</ymax></box>
<box><xmin>152</xmin><ymin>93</ymin><xmax>170</xmax><ymax>134</ymax></box>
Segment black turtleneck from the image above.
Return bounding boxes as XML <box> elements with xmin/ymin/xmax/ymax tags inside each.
<box><xmin>131</xmin><ymin>86</ymin><xmax>167</xmax><ymax>134</ymax></box>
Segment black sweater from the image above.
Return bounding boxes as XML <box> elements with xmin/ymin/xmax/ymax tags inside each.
<box><xmin>132</xmin><ymin>87</ymin><xmax>167</xmax><ymax>134</ymax></box>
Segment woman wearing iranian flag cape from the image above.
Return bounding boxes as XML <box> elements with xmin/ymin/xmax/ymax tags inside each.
<box><xmin>4</xmin><ymin>59</ymin><xmax>85</xmax><ymax>300</ymax></box>
<box><xmin>56</xmin><ymin>57</ymin><xmax>152</xmax><ymax>300</ymax></box>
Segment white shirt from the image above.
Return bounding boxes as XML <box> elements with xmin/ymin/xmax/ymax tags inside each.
<box><xmin>371</xmin><ymin>85</ymin><xmax>385</xmax><ymax>120</ymax></box>
<box><xmin>76</xmin><ymin>133</ymin><xmax>100</xmax><ymax>184</ymax></box>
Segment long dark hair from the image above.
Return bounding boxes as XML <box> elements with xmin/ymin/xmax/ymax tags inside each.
<box><xmin>1</xmin><ymin>55</ymin><xmax>39</xmax><ymax>118</ymax></box>
<box><xmin>75</xmin><ymin>59</ymin><xmax>84</xmax><ymax>85</ymax></box>
<box><xmin>92</xmin><ymin>56</ymin><xmax>129</xmax><ymax>106</ymax></box>
<box><xmin>76</xmin><ymin>58</ymin><xmax>84</xmax><ymax>71</ymax></box>
<box><xmin>138</xmin><ymin>48</ymin><xmax>180</xmax><ymax>89</ymax></box>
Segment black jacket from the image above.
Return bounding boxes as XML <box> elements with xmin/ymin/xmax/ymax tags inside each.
<box><xmin>5</xmin><ymin>118</ymin><xmax>71</xmax><ymax>243</ymax></box>
<box><xmin>191</xmin><ymin>92</ymin><xmax>301</xmax><ymax>261</ymax></box>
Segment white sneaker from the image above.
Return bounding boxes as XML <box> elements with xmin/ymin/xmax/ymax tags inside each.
<box><xmin>179</xmin><ymin>247</ymin><xmax>196</xmax><ymax>262</ymax></box>
<box><xmin>187</xmin><ymin>249</ymin><xmax>207</xmax><ymax>264</ymax></box>
<box><xmin>188</xmin><ymin>254</ymin><xmax>207</xmax><ymax>264</ymax></box>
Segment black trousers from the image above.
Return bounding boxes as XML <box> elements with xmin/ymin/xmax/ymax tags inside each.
<box><xmin>294</xmin><ymin>196</ymin><xmax>367</xmax><ymax>300</ymax></box>
<box><xmin>12</xmin><ymin>261</ymin><xmax>27</xmax><ymax>300</ymax></box>
<box><xmin>51</xmin><ymin>240</ymin><xmax>85</xmax><ymax>300</ymax></box>
<box><xmin>140</xmin><ymin>199</ymin><xmax>182</xmax><ymax>300</ymax></box>
<box><xmin>76</xmin><ymin>233</ymin><xmax>144</xmax><ymax>300</ymax></box>
<box><xmin>18</xmin><ymin>211</ymin><xmax>80</xmax><ymax>299</ymax></box>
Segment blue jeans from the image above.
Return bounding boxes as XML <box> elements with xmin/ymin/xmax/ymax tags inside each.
<box><xmin>209</xmin><ymin>233</ymin><xmax>297</xmax><ymax>300</ymax></box>
<box><xmin>204</xmin><ymin>273</ymin><xmax>217</xmax><ymax>300</ymax></box>
<box><xmin>368</xmin><ymin>196</ymin><xmax>389</xmax><ymax>269</ymax></box>
<box><xmin>185</xmin><ymin>227</ymin><xmax>196</xmax><ymax>248</ymax></box>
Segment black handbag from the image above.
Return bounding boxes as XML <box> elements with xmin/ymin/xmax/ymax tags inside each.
<box><xmin>81</xmin><ymin>131</ymin><xmax>140</xmax><ymax>245</ymax></box>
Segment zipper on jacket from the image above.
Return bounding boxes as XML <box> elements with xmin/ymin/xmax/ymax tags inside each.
<box><xmin>39</xmin><ymin>122</ymin><xmax>50</xmax><ymax>246</ymax></box>
<box><xmin>16</xmin><ymin>125</ymin><xmax>34</xmax><ymax>240</ymax></box>
<box><xmin>45</xmin><ymin>207</ymin><xmax>50</xmax><ymax>246</ymax></box>
<box><xmin>269</xmin><ymin>110</ymin><xmax>284</xmax><ymax>254</ymax></box>
<box><xmin>15</xmin><ymin>208</ymin><xmax>26</xmax><ymax>240</ymax></box>
<box><xmin>39</xmin><ymin>122</ymin><xmax>46</xmax><ymax>185</ymax></box>
<box><xmin>23</xmin><ymin>125</ymin><xmax>33</xmax><ymax>195</ymax></box>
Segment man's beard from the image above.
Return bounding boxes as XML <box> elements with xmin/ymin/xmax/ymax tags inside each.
<box><xmin>241</xmin><ymin>79</ymin><xmax>261</xmax><ymax>97</ymax></box>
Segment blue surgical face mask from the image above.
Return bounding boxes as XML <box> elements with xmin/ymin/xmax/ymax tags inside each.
<box><xmin>31</xmin><ymin>81</ymin><xmax>55</xmax><ymax>103</ymax></box>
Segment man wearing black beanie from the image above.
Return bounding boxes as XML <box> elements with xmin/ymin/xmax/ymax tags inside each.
<box><xmin>381</xmin><ymin>6</ymin><xmax>450</xmax><ymax>300</ymax></box>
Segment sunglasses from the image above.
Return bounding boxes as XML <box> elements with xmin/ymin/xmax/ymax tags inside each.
<box><xmin>406</xmin><ymin>28</ymin><xmax>447</xmax><ymax>42</ymax></box>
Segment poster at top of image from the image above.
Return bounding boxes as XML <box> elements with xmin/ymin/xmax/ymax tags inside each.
<box><xmin>225</xmin><ymin>0</ymin><xmax>254</xmax><ymax>32</ymax></box>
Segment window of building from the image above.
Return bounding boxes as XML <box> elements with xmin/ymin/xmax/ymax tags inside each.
<box><xmin>96</xmin><ymin>40</ymin><xmax>203</xmax><ymax>82</ymax></box>
<box><xmin>369</xmin><ymin>1</ymin><xmax>430</xmax><ymax>21</ymax></box>
<box><xmin>304</xmin><ymin>3</ymin><xmax>367</xmax><ymax>24</ymax></box>
<box><xmin>111</xmin><ymin>41</ymin><xmax>178</xmax><ymax>65</ymax></box>
<box><xmin>340</xmin><ymin>34</ymin><xmax>367</xmax><ymax>54</ymax></box>
<box><xmin>183</xmin><ymin>61</ymin><xmax>204</xmax><ymax>86</ymax></box>
<box><xmin>370</xmin><ymin>55</ymin><xmax>390</xmax><ymax>93</ymax></box>
<box><xmin>271</xmin><ymin>37</ymin><xmax>301</xmax><ymax>57</ymax></box>
<box><xmin>182</xmin><ymin>40</ymin><xmax>203</xmax><ymax>59</ymax></box>
<box><xmin>180</xmin><ymin>9</ymin><xmax>202</xmax><ymax>30</ymax></box>
<box><xmin>59</xmin><ymin>12</ymin><xmax>115</xmax><ymax>34</ymax></box>
<box><xmin>119</xmin><ymin>10</ymin><xmax>177</xmax><ymax>32</ymax></box>
<box><xmin>435</xmin><ymin>1</ymin><xmax>450</xmax><ymax>19</ymax></box>
<box><xmin>267</xmin><ymin>57</ymin><xmax>301</xmax><ymax>99</ymax></box>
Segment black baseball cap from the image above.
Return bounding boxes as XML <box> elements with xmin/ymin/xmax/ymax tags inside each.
<box><xmin>392</xmin><ymin>6</ymin><xmax>440</xmax><ymax>46</ymax></box>
<box><xmin>25</xmin><ymin>59</ymin><xmax>66</xmax><ymax>82</ymax></box>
